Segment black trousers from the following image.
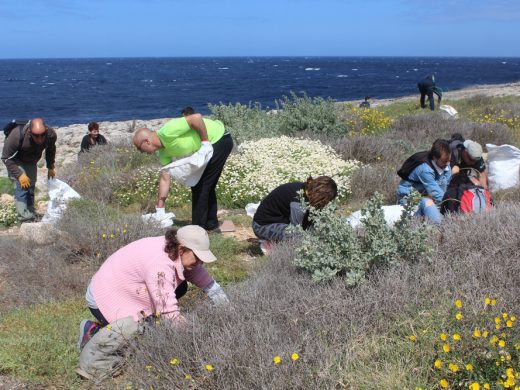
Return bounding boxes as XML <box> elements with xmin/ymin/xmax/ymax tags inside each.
<box><xmin>191</xmin><ymin>133</ymin><xmax>233</xmax><ymax>230</ymax></box>
<box><xmin>418</xmin><ymin>83</ymin><xmax>435</xmax><ymax>111</ymax></box>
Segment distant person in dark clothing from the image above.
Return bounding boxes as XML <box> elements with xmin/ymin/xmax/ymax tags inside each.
<box><xmin>359</xmin><ymin>96</ymin><xmax>371</xmax><ymax>109</ymax></box>
<box><xmin>252</xmin><ymin>176</ymin><xmax>338</xmax><ymax>253</ymax></box>
<box><xmin>181</xmin><ymin>106</ymin><xmax>195</xmax><ymax>116</ymax></box>
<box><xmin>80</xmin><ymin>122</ymin><xmax>107</xmax><ymax>153</ymax></box>
<box><xmin>417</xmin><ymin>75</ymin><xmax>442</xmax><ymax>111</ymax></box>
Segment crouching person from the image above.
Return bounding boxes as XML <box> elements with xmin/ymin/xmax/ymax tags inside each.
<box><xmin>76</xmin><ymin>225</ymin><xmax>228</xmax><ymax>381</ymax></box>
<box><xmin>252</xmin><ymin>176</ymin><xmax>337</xmax><ymax>254</ymax></box>
<box><xmin>397</xmin><ymin>139</ymin><xmax>452</xmax><ymax>225</ymax></box>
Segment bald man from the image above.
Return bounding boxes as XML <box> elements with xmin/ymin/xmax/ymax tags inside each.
<box><xmin>133</xmin><ymin>113</ymin><xmax>233</xmax><ymax>231</ymax></box>
<box><xmin>1</xmin><ymin>118</ymin><xmax>57</xmax><ymax>222</ymax></box>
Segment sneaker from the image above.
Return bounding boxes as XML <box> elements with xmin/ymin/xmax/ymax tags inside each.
<box><xmin>77</xmin><ymin>319</ymin><xmax>100</xmax><ymax>350</ymax></box>
<box><xmin>259</xmin><ymin>240</ymin><xmax>273</xmax><ymax>256</ymax></box>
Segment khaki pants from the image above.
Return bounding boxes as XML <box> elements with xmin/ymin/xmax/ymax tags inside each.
<box><xmin>77</xmin><ymin>316</ymin><xmax>140</xmax><ymax>381</ymax></box>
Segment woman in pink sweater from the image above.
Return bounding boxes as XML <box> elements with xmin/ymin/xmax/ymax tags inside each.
<box><xmin>78</xmin><ymin>225</ymin><xmax>228</xmax><ymax>351</ymax></box>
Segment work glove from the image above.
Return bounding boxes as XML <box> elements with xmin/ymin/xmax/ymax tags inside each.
<box><xmin>198</xmin><ymin>141</ymin><xmax>213</xmax><ymax>155</ymax></box>
<box><xmin>203</xmin><ymin>281</ymin><xmax>230</xmax><ymax>306</ymax></box>
<box><xmin>18</xmin><ymin>174</ymin><xmax>31</xmax><ymax>189</ymax></box>
<box><xmin>48</xmin><ymin>168</ymin><xmax>56</xmax><ymax>179</ymax></box>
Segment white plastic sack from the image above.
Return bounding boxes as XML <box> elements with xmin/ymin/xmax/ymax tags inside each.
<box><xmin>346</xmin><ymin>205</ymin><xmax>405</xmax><ymax>228</ymax></box>
<box><xmin>439</xmin><ymin>105</ymin><xmax>458</xmax><ymax>118</ymax></box>
<box><xmin>245</xmin><ymin>203</ymin><xmax>260</xmax><ymax>218</ymax></box>
<box><xmin>41</xmin><ymin>178</ymin><xmax>81</xmax><ymax>224</ymax></box>
<box><xmin>161</xmin><ymin>147</ymin><xmax>213</xmax><ymax>187</ymax></box>
<box><xmin>487</xmin><ymin>144</ymin><xmax>520</xmax><ymax>191</ymax></box>
<box><xmin>141</xmin><ymin>211</ymin><xmax>176</xmax><ymax>228</ymax></box>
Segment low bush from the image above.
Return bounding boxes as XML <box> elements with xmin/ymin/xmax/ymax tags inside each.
<box><xmin>340</xmin><ymin>106</ymin><xmax>394</xmax><ymax>136</ymax></box>
<box><xmin>0</xmin><ymin>199</ymin><xmax>17</xmax><ymax>227</ymax></box>
<box><xmin>0</xmin><ymin>177</ymin><xmax>13</xmax><ymax>195</ymax></box>
<box><xmin>209</xmin><ymin>102</ymin><xmax>282</xmax><ymax>143</ymax></box>
<box><xmin>216</xmin><ymin>136</ymin><xmax>359</xmax><ymax>207</ymax></box>
<box><xmin>349</xmin><ymin>165</ymin><xmax>399</xmax><ymax>207</ymax></box>
<box><xmin>293</xmin><ymin>192</ymin><xmax>429</xmax><ymax>284</ymax></box>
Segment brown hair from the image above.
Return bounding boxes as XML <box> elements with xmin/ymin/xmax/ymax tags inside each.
<box><xmin>304</xmin><ymin>176</ymin><xmax>338</xmax><ymax>209</ymax></box>
<box><xmin>164</xmin><ymin>228</ymin><xmax>180</xmax><ymax>260</ymax></box>
<box><xmin>88</xmin><ymin>122</ymin><xmax>99</xmax><ymax>132</ymax></box>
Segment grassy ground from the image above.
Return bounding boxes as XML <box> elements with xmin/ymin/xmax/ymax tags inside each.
<box><xmin>1</xmin><ymin>94</ymin><xmax>519</xmax><ymax>388</ymax></box>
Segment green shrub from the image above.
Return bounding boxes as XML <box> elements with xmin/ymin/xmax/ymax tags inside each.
<box><xmin>209</xmin><ymin>102</ymin><xmax>282</xmax><ymax>143</ymax></box>
<box><xmin>293</xmin><ymin>192</ymin><xmax>430</xmax><ymax>285</ymax></box>
<box><xmin>341</xmin><ymin>105</ymin><xmax>394</xmax><ymax>136</ymax></box>
<box><xmin>276</xmin><ymin>92</ymin><xmax>345</xmax><ymax>135</ymax></box>
<box><xmin>0</xmin><ymin>200</ymin><xmax>17</xmax><ymax>227</ymax></box>
<box><xmin>0</xmin><ymin>177</ymin><xmax>13</xmax><ymax>195</ymax></box>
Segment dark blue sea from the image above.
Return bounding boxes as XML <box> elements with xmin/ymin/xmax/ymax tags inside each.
<box><xmin>1</xmin><ymin>57</ymin><xmax>519</xmax><ymax>126</ymax></box>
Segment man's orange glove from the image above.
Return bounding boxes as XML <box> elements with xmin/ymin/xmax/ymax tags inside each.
<box><xmin>18</xmin><ymin>174</ymin><xmax>31</xmax><ymax>189</ymax></box>
<box><xmin>48</xmin><ymin>168</ymin><xmax>56</xmax><ymax>179</ymax></box>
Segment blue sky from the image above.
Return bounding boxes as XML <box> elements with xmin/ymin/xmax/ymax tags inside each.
<box><xmin>1</xmin><ymin>0</ymin><xmax>519</xmax><ymax>58</ymax></box>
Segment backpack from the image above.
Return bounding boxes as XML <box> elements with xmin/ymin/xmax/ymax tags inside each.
<box><xmin>3</xmin><ymin>119</ymin><xmax>28</xmax><ymax>151</ymax></box>
<box><xmin>441</xmin><ymin>174</ymin><xmax>492</xmax><ymax>214</ymax></box>
<box><xmin>397</xmin><ymin>151</ymin><xmax>434</xmax><ymax>180</ymax></box>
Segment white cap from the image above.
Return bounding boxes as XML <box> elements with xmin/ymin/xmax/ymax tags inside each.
<box><xmin>176</xmin><ymin>225</ymin><xmax>216</xmax><ymax>263</ymax></box>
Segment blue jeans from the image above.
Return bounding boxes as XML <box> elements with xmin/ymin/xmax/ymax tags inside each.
<box><xmin>416</xmin><ymin>198</ymin><xmax>442</xmax><ymax>225</ymax></box>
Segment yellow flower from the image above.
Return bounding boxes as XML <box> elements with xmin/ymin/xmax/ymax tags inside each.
<box><xmin>485</xmin><ymin>297</ymin><xmax>491</xmax><ymax>305</ymax></box>
<box><xmin>491</xmin><ymin>299</ymin><xmax>497</xmax><ymax>306</ymax></box>
<box><xmin>499</xmin><ymin>340</ymin><xmax>506</xmax><ymax>348</ymax></box>
<box><xmin>455</xmin><ymin>312</ymin><xmax>463</xmax><ymax>321</ymax></box>
<box><xmin>455</xmin><ymin>299</ymin><xmax>462</xmax><ymax>308</ymax></box>
<box><xmin>496</xmin><ymin>317</ymin><xmax>502</xmax><ymax>324</ymax></box>
<box><xmin>102</xmin><ymin>233</ymin><xmax>107</xmax><ymax>238</ymax></box>
<box><xmin>106</xmin><ymin>325</ymin><xmax>111</xmax><ymax>331</ymax></box>
<box><xmin>503</xmin><ymin>312</ymin><xmax>509</xmax><ymax>320</ymax></box>
<box><xmin>483</xmin><ymin>384</ymin><xmax>490</xmax><ymax>390</ymax></box>
<box><xmin>204</xmin><ymin>364</ymin><xmax>214</xmax><ymax>372</ymax></box>
<box><xmin>273</xmin><ymin>356</ymin><xmax>281</xmax><ymax>365</ymax></box>
<box><xmin>291</xmin><ymin>352</ymin><xmax>299</xmax><ymax>361</ymax></box>
<box><xmin>440</xmin><ymin>378</ymin><xmax>449</xmax><ymax>388</ymax></box>
<box><xmin>511</xmin><ymin>315</ymin><xmax>517</xmax><ymax>322</ymax></box>
<box><xmin>482</xmin><ymin>330</ymin><xmax>489</xmax><ymax>338</ymax></box>
<box><xmin>434</xmin><ymin>359</ymin><xmax>443</xmax><ymax>369</ymax></box>
<box><xmin>473</xmin><ymin>329</ymin><xmax>481</xmax><ymax>338</ymax></box>
<box><xmin>409</xmin><ymin>335</ymin><xmax>416</xmax><ymax>342</ymax></box>
<box><xmin>440</xmin><ymin>333</ymin><xmax>447</xmax><ymax>341</ymax></box>
<box><xmin>469</xmin><ymin>383</ymin><xmax>480</xmax><ymax>390</ymax></box>
<box><xmin>169</xmin><ymin>358</ymin><xmax>179</xmax><ymax>366</ymax></box>
<box><xmin>448</xmin><ymin>362</ymin><xmax>459</xmax><ymax>372</ymax></box>
<box><xmin>145</xmin><ymin>364</ymin><xmax>152</xmax><ymax>371</ymax></box>
<box><xmin>490</xmin><ymin>335</ymin><xmax>499</xmax><ymax>344</ymax></box>
<box><xmin>453</xmin><ymin>333</ymin><xmax>461</xmax><ymax>341</ymax></box>
<box><xmin>507</xmin><ymin>320</ymin><xmax>513</xmax><ymax>328</ymax></box>
<box><xmin>185</xmin><ymin>374</ymin><xmax>192</xmax><ymax>380</ymax></box>
<box><xmin>466</xmin><ymin>363</ymin><xmax>474</xmax><ymax>371</ymax></box>
<box><xmin>443</xmin><ymin>344</ymin><xmax>451</xmax><ymax>353</ymax></box>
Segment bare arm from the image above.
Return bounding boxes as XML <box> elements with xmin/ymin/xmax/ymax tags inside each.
<box><xmin>185</xmin><ymin>114</ymin><xmax>209</xmax><ymax>142</ymax></box>
<box><xmin>157</xmin><ymin>170</ymin><xmax>171</xmax><ymax>208</ymax></box>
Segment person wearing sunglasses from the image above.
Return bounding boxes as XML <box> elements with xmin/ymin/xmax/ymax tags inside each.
<box><xmin>1</xmin><ymin>118</ymin><xmax>57</xmax><ymax>222</ymax></box>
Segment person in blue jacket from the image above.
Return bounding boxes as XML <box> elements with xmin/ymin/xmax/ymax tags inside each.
<box><xmin>417</xmin><ymin>75</ymin><xmax>443</xmax><ymax>111</ymax></box>
<box><xmin>397</xmin><ymin>139</ymin><xmax>452</xmax><ymax>224</ymax></box>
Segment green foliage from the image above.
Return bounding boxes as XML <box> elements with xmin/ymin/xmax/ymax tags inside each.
<box><xmin>0</xmin><ymin>299</ymin><xmax>87</xmax><ymax>388</ymax></box>
<box><xmin>294</xmin><ymin>192</ymin><xmax>430</xmax><ymax>285</ymax></box>
<box><xmin>209</xmin><ymin>102</ymin><xmax>282</xmax><ymax>143</ymax></box>
<box><xmin>0</xmin><ymin>199</ymin><xmax>17</xmax><ymax>227</ymax></box>
<box><xmin>276</xmin><ymin>92</ymin><xmax>345</xmax><ymax>135</ymax></box>
<box><xmin>0</xmin><ymin>176</ymin><xmax>14</xmax><ymax>195</ymax></box>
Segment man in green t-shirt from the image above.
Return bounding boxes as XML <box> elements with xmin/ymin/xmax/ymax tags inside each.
<box><xmin>132</xmin><ymin>112</ymin><xmax>233</xmax><ymax>230</ymax></box>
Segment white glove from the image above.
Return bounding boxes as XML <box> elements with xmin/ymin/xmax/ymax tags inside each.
<box><xmin>203</xmin><ymin>281</ymin><xmax>229</xmax><ymax>306</ymax></box>
<box><xmin>155</xmin><ymin>207</ymin><xmax>166</xmax><ymax>217</ymax></box>
<box><xmin>199</xmin><ymin>141</ymin><xmax>213</xmax><ymax>155</ymax></box>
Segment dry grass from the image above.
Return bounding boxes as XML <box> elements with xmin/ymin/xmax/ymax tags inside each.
<box><xmin>124</xmin><ymin>203</ymin><xmax>520</xmax><ymax>389</ymax></box>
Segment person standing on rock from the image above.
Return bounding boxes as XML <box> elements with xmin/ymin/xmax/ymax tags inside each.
<box><xmin>1</xmin><ymin>118</ymin><xmax>57</xmax><ymax>222</ymax></box>
<box><xmin>417</xmin><ymin>74</ymin><xmax>443</xmax><ymax>111</ymax></box>
<box><xmin>132</xmin><ymin>112</ymin><xmax>233</xmax><ymax>231</ymax></box>
<box><xmin>79</xmin><ymin>122</ymin><xmax>107</xmax><ymax>153</ymax></box>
